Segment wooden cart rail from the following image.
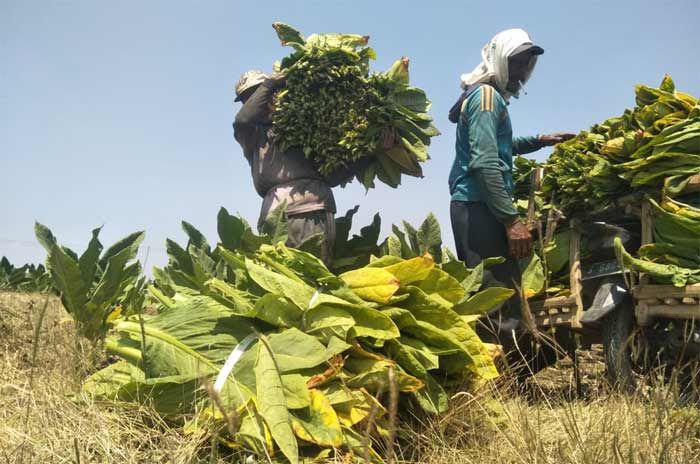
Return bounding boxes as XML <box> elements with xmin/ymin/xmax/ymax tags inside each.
<box><xmin>526</xmin><ymin>219</ymin><xmax>584</xmax><ymax>330</ymax></box>
<box><xmin>634</xmin><ymin>284</ymin><xmax>700</xmax><ymax>326</ymax></box>
<box><xmin>526</xmin><ymin>168</ymin><xmax>585</xmax><ymax>330</ymax></box>
<box><xmin>529</xmin><ymin>296</ymin><xmax>579</xmax><ymax>328</ymax></box>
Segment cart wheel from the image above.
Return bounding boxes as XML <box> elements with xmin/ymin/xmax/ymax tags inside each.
<box><xmin>602</xmin><ymin>301</ymin><xmax>638</xmax><ymax>391</ymax></box>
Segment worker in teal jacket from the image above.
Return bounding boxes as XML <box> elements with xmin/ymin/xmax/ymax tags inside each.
<box><xmin>448</xmin><ymin>28</ymin><xmax>574</xmax><ymax>375</ymax></box>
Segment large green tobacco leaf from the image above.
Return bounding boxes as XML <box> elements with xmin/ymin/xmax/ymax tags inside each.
<box><xmin>412</xmin><ymin>373</ymin><xmax>449</xmax><ymax>414</ymax></box>
<box><xmin>217</xmin><ymin>207</ymin><xmax>246</xmax><ymax>252</ymax></box>
<box><xmin>454</xmin><ymin>287</ymin><xmax>515</xmax><ymax>316</ymax></box>
<box><xmin>397</xmin><ymin>287</ymin><xmax>498</xmax><ymax>379</ymax></box>
<box><xmin>260</xmin><ymin>202</ymin><xmax>289</xmax><ymax>244</ymax></box>
<box><xmin>417</xmin><ymin>213</ymin><xmax>443</xmax><ymax>261</ymax></box>
<box><xmin>304</xmin><ymin>304</ymin><xmax>356</xmax><ymax>342</ymax></box>
<box><xmin>521</xmin><ymin>254</ymin><xmax>546</xmax><ymax>299</ymax></box>
<box><xmin>399</xmin><ymin>336</ymin><xmax>440</xmax><ymax>370</ymax></box>
<box><xmin>98</xmin><ymin>231</ymin><xmax>145</xmax><ymax>272</ymax></box>
<box><xmin>385</xmin><ymin>339</ymin><xmax>447</xmax><ymax>414</ymax></box>
<box><xmin>83</xmin><ymin>360</ymin><xmax>145</xmax><ymax>400</ymax></box>
<box><xmin>84</xmin><ymin>361</ymin><xmax>203</xmax><ymax>416</ymax></box>
<box><xmin>205</xmin><ymin>278</ymin><xmax>257</xmax><ymax>316</ymax></box>
<box><xmin>460</xmin><ymin>257</ymin><xmax>506</xmax><ymax>295</ymax></box>
<box><xmin>650</xmin><ymin>198</ymin><xmax>700</xmax><ymax>250</ymax></box>
<box><xmin>258</xmin><ymin>243</ymin><xmax>335</xmax><ymax>284</ymax></box>
<box><xmin>543</xmin><ymin>231</ymin><xmax>571</xmax><ymax>276</ymax></box>
<box><xmin>254</xmin><ymin>293</ymin><xmax>303</xmax><ymax>329</ymax></box>
<box><xmin>235</xmin><ymin>412</ymin><xmax>274</xmax><ymax>457</ymax></box>
<box><xmin>231</xmin><ymin>328</ymin><xmax>348</xmax><ymax>393</ymax></box>
<box><xmin>89</xmin><ymin>232</ymin><xmax>145</xmax><ymax>313</ymax></box>
<box><xmin>78</xmin><ymin>227</ymin><xmax>103</xmax><ymax>284</ymax></box>
<box><xmin>165</xmin><ymin>239</ymin><xmax>195</xmax><ymax>277</ymax></box>
<box><xmin>272</xmin><ymin>22</ymin><xmax>306</xmax><ymax>48</ymax></box>
<box><xmin>188</xmin><ymin>245</ymin><xmax>217</xmax><ymax>289</ymax></box>
<box><xmin>416</xmin><ymin>268</ymin><xmax>465</xmax><ymax>306</ymax></box>
<box><xmin>309</xmin><ymin>293</ymin><xmax>400</xmax><ymax>340</ymax></box>
<box><xmin>615</xmin><ymin>237</ymin><xmax>699</xmax><ymax>286</ymax></box>
<box><xmin>181</xmin><ymin>221</ymin><xmax>210</xmax><ymax>254</ymax></box>
<box><xmin>108</xmin><ymin>296</ymin><xmax>258</xmax><ymax>373</ymax></box>
<box><xmin>331</xmin><ymin>207</ymin><xmax>381</xmax><ymax>273</ymax></box>
<box><xmin>255</xmin><ymin>335</ymin><xmax>299</xmax><ymax>464</ymax></box>
<box><xmin>639</xmin><ymin>243</ymin><xmax>699</xmax><ymax>268</ymax></box>
<box><xmin>341</xmin><ymin>426</ymin><xmax>384</xmax><ymax>463</ymax></box>
<box><xmin>36</xmin><ymin>223</ymin><xmax>89</xmax><ymax>319</ymax></box>
<box><xmin>262</xmin><ymin>328</ymin><xmax>337</xmax><ymax>372</ymax></box>
<box><xmin>246</xmin><ymin>259</ymin><xmax>315</xmax><ymax>309</ymax></box>
<box><xmin>280</xmin><ymin>374</ymin><xmax>311</xmax><ymax>410</ymax></box>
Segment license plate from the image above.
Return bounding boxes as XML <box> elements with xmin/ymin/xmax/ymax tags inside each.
<box><xmin>582</xmin><ymin>259</ymin><xmax>621</xmax><ymax>280</ymax></box>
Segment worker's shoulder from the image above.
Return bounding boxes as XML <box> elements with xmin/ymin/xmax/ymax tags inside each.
<box><xmin>465</xmin><ymin>84</ymin><xmax>506</xmax><ymax>113</ymax></box>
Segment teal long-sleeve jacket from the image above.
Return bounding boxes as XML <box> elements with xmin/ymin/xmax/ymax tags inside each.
<box><xmin>449</xmin><ymin>84</ymin><xmax>544</xmax><ymax>223</ymax></box>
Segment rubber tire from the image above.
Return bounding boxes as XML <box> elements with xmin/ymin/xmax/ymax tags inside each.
<box><xmin>602</xmin><ymin>301</ymin><xmax>637</xmax><ymax>391</ymax></box>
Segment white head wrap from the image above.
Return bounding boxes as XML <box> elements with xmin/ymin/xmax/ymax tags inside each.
<box><xmin>460</xmin><ymin>28</ymin><xmax>541</xmax><ymax>100</ymax></box>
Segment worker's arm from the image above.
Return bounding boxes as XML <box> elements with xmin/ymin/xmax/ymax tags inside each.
<box><xmin>512</xmin><ymin>136</ymin><xmax>544</xmax><ymax>155</ymax></box>
<box><xmin>513</xmin><ymin>133</ymin><xmax>576</xmax><ymax>155</ymax></box>
<box><xmin>466</xmin><ymin>86</ymin><xmax>520</xmax><ymax>224</ymax></box>
<box><xmin>234</xmin><ymin>81</ymin><xmax>276</xmax><ymax>128</ymax></box>
<box><xmin>233</xmin><ymin>76</ymin><xmax>287</xmax><ymax>161</ymax></box>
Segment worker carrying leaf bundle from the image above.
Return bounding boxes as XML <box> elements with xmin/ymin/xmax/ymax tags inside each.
<box><xmin>447</xmin><ymin>28</ymin><xmax>575</xmax><ymax>372</ymax></box>
<box><xmin>233</xmin><ymin>70</ymin><xmax>394</xmax><ymax>264</ymax></box>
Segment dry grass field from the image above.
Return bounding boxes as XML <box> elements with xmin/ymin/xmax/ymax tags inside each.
<box><xmin>2</xmin><ymin>291</ymin><xmax>699</xmax><ymax>464</ymax></box>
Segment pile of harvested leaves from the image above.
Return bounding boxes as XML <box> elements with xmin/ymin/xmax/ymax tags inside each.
<box><xmin>39</xmin><ymin>207</ymin><xmax>511</xmax><ymax>463</ymax></box>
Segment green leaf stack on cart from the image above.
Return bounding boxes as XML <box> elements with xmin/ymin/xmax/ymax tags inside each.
<box><xmin>534</xmin><ymin>75</ymin><xmax>699</xmax><ymax>288</ymax></box>
<box><xmin>519</xmin><ymin>75</ymin><xmax>698</xmax><ymax>295</ymax></box>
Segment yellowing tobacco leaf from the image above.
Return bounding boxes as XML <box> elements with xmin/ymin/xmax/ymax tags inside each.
<box><xmin>521</xmin><ymin>254</ymin><xmax>545</xmax><ymax>299</ymax></box>
<box><xmin>383</xmin><ymin>254</ymin><xmax>435</xmax><ymax>285</ymax></box>
<box><xmin>290</xmin><ymin>389</ymin><xmax>343</xmax><ymax>447</ymax></box>
<box><xmin>106</xmin><ymin>306</ymin><xmax>122</xmax><ymax>322</ymax></box>
<box><xmin>339</xmin><ymin>267</ymin><xmax>400</xmax><ymax>304</ymax></box>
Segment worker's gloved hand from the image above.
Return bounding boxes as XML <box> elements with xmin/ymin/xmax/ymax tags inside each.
<box><xmin>266</xmin><ymin>71</ymin><xmax>288</xmax><ymax>90</ymax></box>
<box><xmin>539</xmin><ymin>132</ymin><xmax>576</xmax><ymax>146</ymax></box>
<box><xmin>380</xmin><ymin>127</ymin><xmax>396</xmax><ymax>150</ymax></box>
<box><xmin>505</xmin><ymin>218</ymin><xmax>533</xmax><ymax>259</ymax></box>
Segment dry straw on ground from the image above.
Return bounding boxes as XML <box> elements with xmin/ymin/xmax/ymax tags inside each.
<box><xmin>2</xmin><ymin>291</ymin><xmax>699</xmax><ymax>463</ymax></box>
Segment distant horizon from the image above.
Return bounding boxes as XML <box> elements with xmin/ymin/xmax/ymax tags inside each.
<box><xmin>3</xmin><ymin>0</ymin><xmax>699</xmax><ymax>271</ymax></box>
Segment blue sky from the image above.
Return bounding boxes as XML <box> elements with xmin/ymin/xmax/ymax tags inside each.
<box><xmin>2</xmin><ymin>0</ymin><xmax>699</xmax><ymax>270</ymax></box>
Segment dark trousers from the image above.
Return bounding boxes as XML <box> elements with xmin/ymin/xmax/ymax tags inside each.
<box><xmin>286</xmin><ymin>210</ymin><xmax>336</xmax><ymax>266</ymax></box>
<box><xmin>450</xmin><ymin>201</ymin><xmax>548</xmax><ymax>375</ymax></box>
